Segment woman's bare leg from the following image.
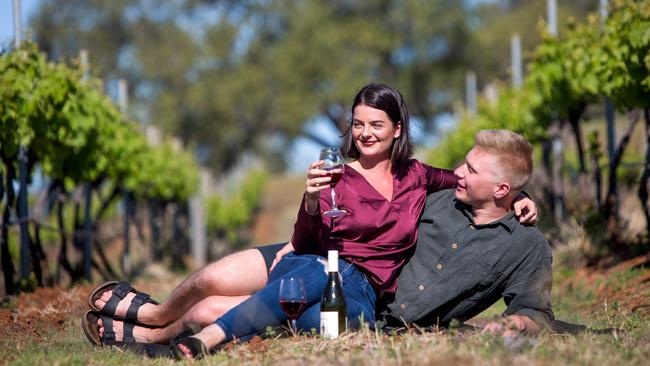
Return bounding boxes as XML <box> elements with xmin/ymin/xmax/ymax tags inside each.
<box><xmin>94</xmin><ymin>249</ymin><xmax>268</xmax><ymax>326</ymax></box>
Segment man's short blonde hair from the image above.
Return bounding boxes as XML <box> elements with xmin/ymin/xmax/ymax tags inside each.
<box><xmin>474</xmin><ymin>130</ymin><xmax>533</xmax><ymax>191</ymax></box>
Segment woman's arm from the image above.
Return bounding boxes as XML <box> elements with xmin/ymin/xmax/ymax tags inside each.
<box><xmin>421</xmin><ymin>162</ymin><xmax>458</xmax><ymax>192</ymax></box>
<box><xmin>291</xmin><ymin>194</ymin><xmax>327</xmax><ymax>254</ymax></box>
<box><xmin>291</xmin><ymin>160</ymin><xmax>335</xmax><ymax>254</ymax></box>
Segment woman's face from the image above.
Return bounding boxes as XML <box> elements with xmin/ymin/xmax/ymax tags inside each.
<box><xmin>351</xmin><ymin>104</ymin><xmax>401</xmax><ymax>162</ymax></box>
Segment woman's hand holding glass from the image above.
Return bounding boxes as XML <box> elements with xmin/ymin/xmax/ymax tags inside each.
<box><xmin>304</xmin><ymin>148</ymin><xmax>346</xmax><ymax>217</ymax></box>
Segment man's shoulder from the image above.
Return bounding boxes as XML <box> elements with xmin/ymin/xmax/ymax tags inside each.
<box><xmin>425</xmin><ymin>188</ymin><xmax>456</xmax><ymax>205</ymax></box>
<box><xmin>511</xmin><ymin>223</ymin><xmax>553</xmax><ymax>258</ymax></box>
<box><xmin>421</xmin><ymin>189</ymin><xmax>457</xmax><ymax>218</ymax></box>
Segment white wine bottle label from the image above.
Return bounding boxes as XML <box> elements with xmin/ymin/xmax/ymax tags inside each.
<box><xmin>320</xmin><ymin>311</ymin><xmax>340</xmax><ymax>339</ymax></box>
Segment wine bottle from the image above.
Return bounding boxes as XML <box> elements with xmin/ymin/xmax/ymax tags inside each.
<box><xmin>320</xmin><ymin>250</ymin><xmax>347</xmax><ymax>339</ymax></box>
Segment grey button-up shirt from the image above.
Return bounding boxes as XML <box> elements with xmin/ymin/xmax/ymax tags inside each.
<box><xmin>378</xmin><ymin>189</ymin><xmax>554</xmax><ymax>328</ymax></box>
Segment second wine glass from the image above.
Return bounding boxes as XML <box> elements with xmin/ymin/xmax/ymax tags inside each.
<box><xmin>319</xmin><ymin>147</ymin><xmax>347</xmax><ymax>218</ymax></box>
<box><xmin>279</xmin><ymin>277</ymin><xmax>307</xmax><ymax>335</ymax></box>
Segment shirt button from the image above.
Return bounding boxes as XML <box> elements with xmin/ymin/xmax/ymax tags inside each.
<box><xmin>400</xmin><ymin>303</ymin><xmax>407</xmax><ymax>310</ymax></box>
<box><xmin>469</xmin><ymin>224</ymin><xmax>476</xmax><ymax>230</ymax></box>
<box><xmin>451</xmin><ymin>243</ymin><xmax>458</xmax><ymax>250</ymax></box>
<box><xmin>436</xmin><ymin>263</ymin><xmax>443</xmax><ymax>270</ymax></box>
<box><xmin>418</xmin><ymin>284</ymin><xmax>424</xmax><ymax>291</ymax></box>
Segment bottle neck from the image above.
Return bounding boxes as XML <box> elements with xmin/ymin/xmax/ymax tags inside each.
<box><xmin>328</xmin><ymin>260</ymin><xmax>339</xmax><ymax>273</ymax></box>
<box><xmin>327</xmin><ymin>250</ymin><xmax>339</xmax><ymax>272</ymax></box>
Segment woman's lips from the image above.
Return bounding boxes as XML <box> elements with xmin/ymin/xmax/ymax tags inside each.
<box><xmin>361</xmin><ymin>141</ymin><xmax>376</xmax><ymax>146</ymax></box>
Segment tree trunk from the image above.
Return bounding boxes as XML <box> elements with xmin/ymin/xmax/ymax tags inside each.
<box><xmin>92</xmin><ymin>235</ymin><xmax>118</xmax><ymax>279</ymax></box>
<box><xmin>17</xmin><ymin>146</ymin><xmax>32</xmax><ymax>281</ymax></box>
<box><xmin>550</xmin><ymin>121</ymin><xmax>566</xmax><ymax>221</ymax></box>
<box><xmin>82</xmin><ymin>182</ymin><xmax>93</xmax><ymax>281</ymax></box>
<box><xmin>587</xmin><ymin>131</ymin><xmax>603</xmax><ymax>210</ymax></box>
<box><xmin>171</xmin><ymin>203</ymin><xmax>188</xmax><ymax>271</ymax></box>
<box><xmin>122</xmin><ymin>191</ymin><xmax>132</xmax><ymax>277</ymax></box>
<box><xmin>160</xmin><ymin>202</ymin><xmax>170</xmax><ymax>261</ymax></box>
<box><xmin>638</xmin><ymin>108</ymin><xmax>650</xmax><ymax>234</ymax></box>
<box><xmin>603</xmin><ymin>109</ymin><xmax>642</xmax><ymax>244</ymax></box>
<box><xmin>0</xmin><ymin>163</ymin><xmax>16</xmax><ymax>295</ymax></box>
<box><xmin>72</xmin><ymin>187</ymin><xmax>83</xmax><ymax>250</ymax></box>
<box><xmin>87</xmin><ymin>182</ymin><xmax>120</xmax><ymax>279</ymax></box>
<box><xmin>55</xmin><ymin>185</ymin><xmax>76</xmax><ymax>284</ymax></box>
<box><xmin>132</xmin><ymin>201</ymin><xmax>149</xmax><ymax>257</ymax></box>
<box><xmin>93</xmin><ymin>185</ymin><xmax>121</xmax><ymax>223</ymax></box>
<box><xmin>149</xmin><ymin>199</ymin><xmax>163</xmax><ymax>262</ymax></box>
<box><xmin>568</xmin><ymin>104</ymin><xmax>587</xmax><ymax>173</ymax></box>
<box><xmin>541</xmin><ymin>139</ymin><xmax>555</xmax><ymax>215</ymax></box>
<box><xmin>13</xmin><ymin>161</ymin><xmax>48</xmax><ymax>288</ymax></box>
<box><xmin>31</xmin><ymin>223</ymin><xmax>46</xmax><ymax>287</ymax></box>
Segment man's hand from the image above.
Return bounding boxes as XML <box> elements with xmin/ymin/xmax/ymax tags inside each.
<box><xmin>269</xmin><ymin>242</ymin><xmax>295</xmax><ymax>272</ymax></box>
<box><xmin>513</xmin><ymin>194</ymin><xmax>538</xmax><ymax>224</ymax></box>
<box><xmin>481</xmin><ymin>315</ymin><xmax>540</xmax><ymax>336</ymax></box>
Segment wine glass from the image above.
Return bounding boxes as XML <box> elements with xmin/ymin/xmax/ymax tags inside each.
<box><xmin>319</xmin><ymin>147</ymin><xmax>347</xmax><ymax>218</ymax></box>
<box><xmin>279</xmin><ymin>277</ymin><xmax>307</xmax><ymax>335</ymax></box>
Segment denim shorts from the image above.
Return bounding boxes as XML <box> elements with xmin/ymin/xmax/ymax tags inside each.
<box><xmin>255</xmin><ymin>242</ymin><xmax>286</xmax><ymax>272</ymax></box>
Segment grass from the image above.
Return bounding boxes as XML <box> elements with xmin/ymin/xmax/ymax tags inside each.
<box><xmin>1</xmin><ymin>313</ymin><xmax>648</xmax><ymax>366</ymax></box>
<box><xmin>0</xmin><ymin>260</ymin><xmax>648</xmax><ymax>365</ymax></box>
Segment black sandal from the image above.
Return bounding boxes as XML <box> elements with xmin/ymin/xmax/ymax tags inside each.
<box><xmin>81</xmin><ymin>310</ymin><xmax>137</xmax><ymax>346</ymax></box>
<box><xmin>88</xmin><ymin>281</ymin><xmax>159</xmax><ymax>325</ymax></box>
<box><xmin>170</xmin><ymin>336</ymin><xmax>209</xmax><ymax>360</ymax></box>
<box><xmin>81</xmin><ymin>310</ymin><xmax>172</xmax><ymax>358</ymax></box>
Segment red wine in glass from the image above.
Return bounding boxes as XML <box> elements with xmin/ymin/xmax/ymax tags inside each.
<box><xmin>280</xmin><ymin>300</ymin><xmax>307</xmax><ymax>320</ymax></box>
<box><xmin>324</xmin><ymin>166</ymin><xmax>343</xmax><ymax>185</ymax></box>
<box><xmin>279</xmin><ymin>277</ymin><xmax>307</xmax><ymax>334</ymax></box>
<box><xmin>319</xmin><ymin>148</ymin><xmax>347</xmax><ymax>218</ymax></box>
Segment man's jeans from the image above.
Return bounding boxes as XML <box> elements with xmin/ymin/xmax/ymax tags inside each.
<box><xmin>214</xmin><ymin>253</ymin><xmax>377</xmax><ymax>341</ymax></box>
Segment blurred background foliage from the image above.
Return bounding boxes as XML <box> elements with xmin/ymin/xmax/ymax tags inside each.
<box><xmin>3</xmin><ymin>0</ymin><xmax>648</xmax><ymax>286</ymax></box>
<box><xmin>28</xmin><ymin>0</ymin><xmax>596</xmax><ymax>174</ymax></box>
<box><xmin>429</xmin><ymin>0</ymin><xmax>650</xmax><ymax>264</ymax></box>
<box><xmin>206</xmin><ymin>169</ymin><xmax>267</xmax><ymax>246</ymax></box>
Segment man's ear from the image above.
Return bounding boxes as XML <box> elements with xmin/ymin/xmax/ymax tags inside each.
<box><xmin>493</xmin><ymin>182</ymin><xmax>511</xmax><ymax>199</ymax></box>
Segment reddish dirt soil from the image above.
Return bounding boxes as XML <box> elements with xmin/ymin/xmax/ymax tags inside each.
<box><xmin>558</xmin><ymin>254</ymin><xmax>650</xmax><ymax>316</ymax></box>
<box><xmin>0</xmin><ymin>270</ymin><xmax>179</xmax><ymax>346</ymax></box>
<box><xmin>0</xmin><ymin>284</ymin><xmax>93</xmax><ymax>344</ymax></box>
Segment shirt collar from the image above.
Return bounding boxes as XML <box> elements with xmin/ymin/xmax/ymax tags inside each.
<box><xmin>454</xmin><ymin>198</ymin><xmax>518</xmax><ymax>233</ymax></box>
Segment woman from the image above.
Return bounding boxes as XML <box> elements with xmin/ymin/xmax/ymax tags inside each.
<box><xmin>164</xmin><ymin>83</ymin><xmax>535</xmax><ymax>359</ymax></box>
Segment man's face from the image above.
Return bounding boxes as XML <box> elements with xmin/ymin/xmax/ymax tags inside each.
<box><xmin>453</xmin><ymin>147</ymin><xmax>502</xmax><ymax>206</ymax></box>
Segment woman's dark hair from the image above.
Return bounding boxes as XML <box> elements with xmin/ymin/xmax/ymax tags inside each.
<box><xmin>342</xmin><ymin>83</ymin><xmax>413</xmax><ymax>168</ymax></box>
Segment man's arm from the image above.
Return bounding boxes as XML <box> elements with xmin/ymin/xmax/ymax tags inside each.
<box><xmin>495</xmin><ymin>233</ymin><xmax>554</xmax><ymax>336</ymax></box>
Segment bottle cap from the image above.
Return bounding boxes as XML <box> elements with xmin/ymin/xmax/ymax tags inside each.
<box><xmin>327</xmin><ymin>250</ymin><xmax>339</xmax><ymax>272</ymax></box>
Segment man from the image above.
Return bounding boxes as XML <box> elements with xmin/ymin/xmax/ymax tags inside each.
<box><xmin>378</xmin><ymin>129</ymin><xmax>553</xmax><ymax>334</ymax></box>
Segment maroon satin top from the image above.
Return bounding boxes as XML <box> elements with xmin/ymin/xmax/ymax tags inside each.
<box><xmin>291</xmin><ymin>159</ymin><xmax>458</xmax><ymax>292</ymax></box>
